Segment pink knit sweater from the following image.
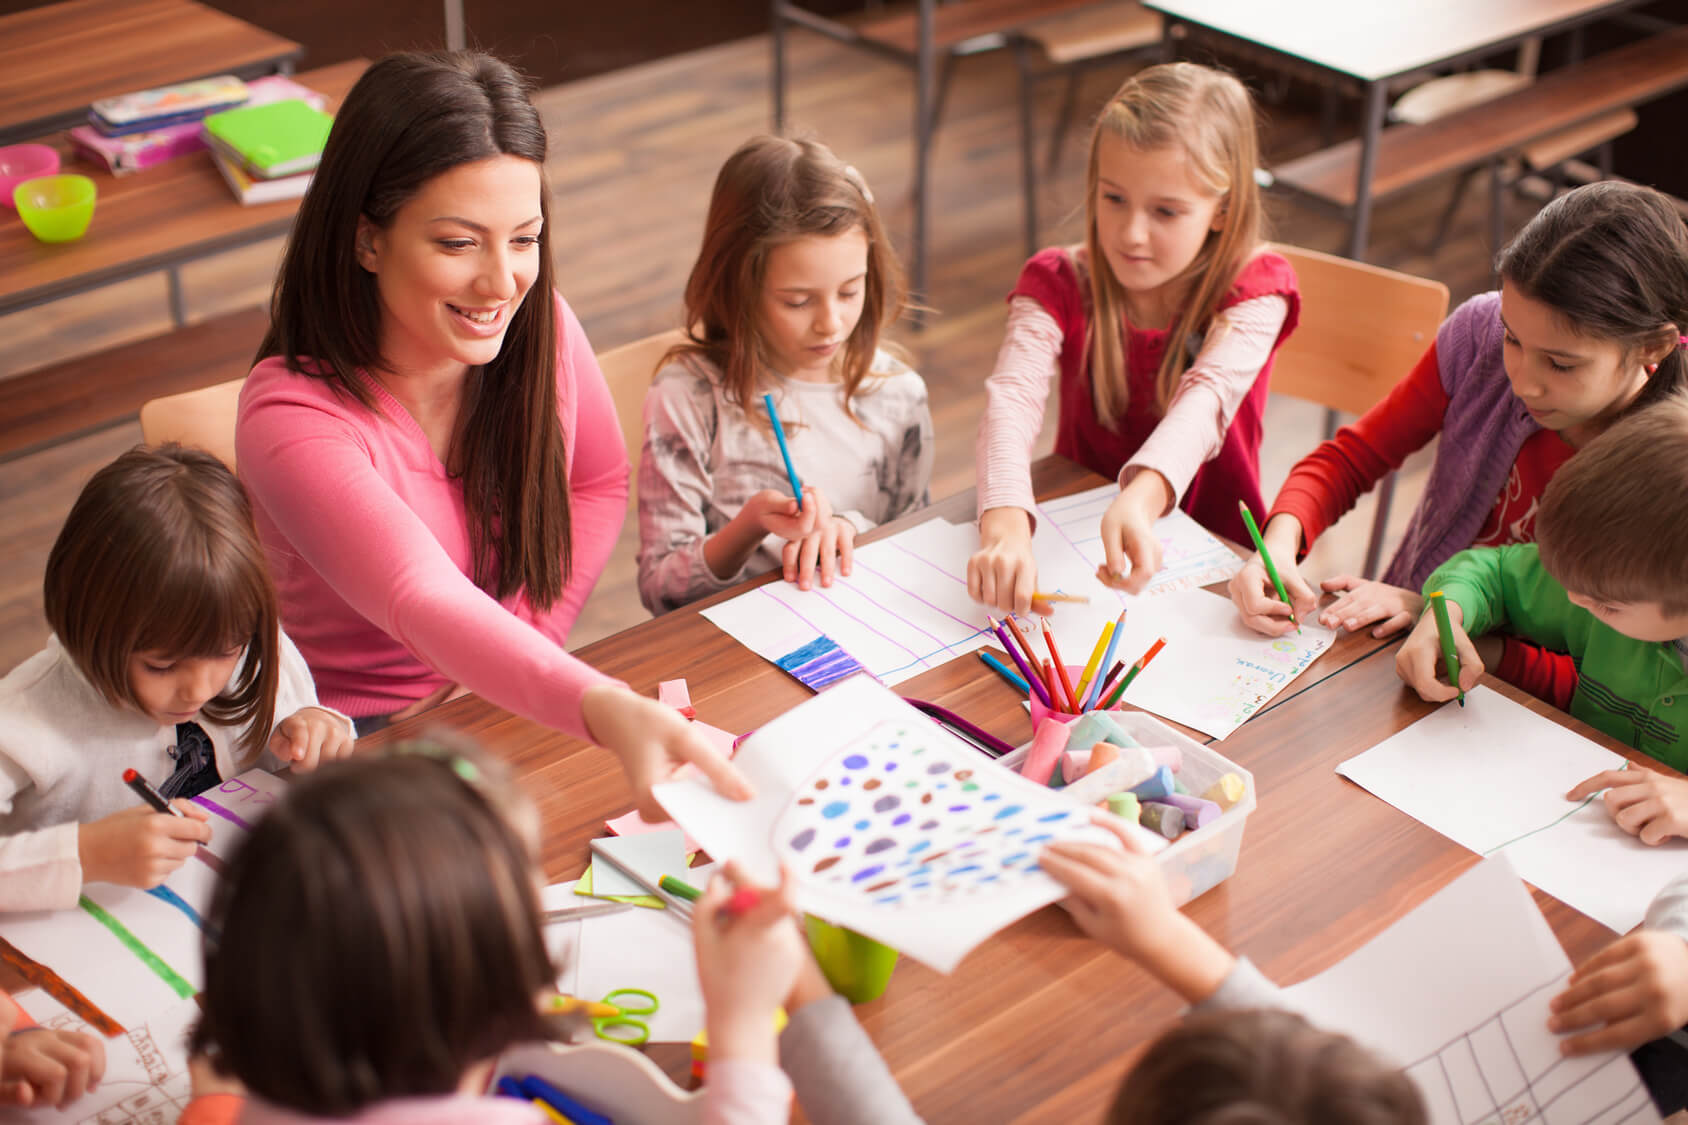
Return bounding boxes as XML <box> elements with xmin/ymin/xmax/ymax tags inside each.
<box><xmin>235</xmin><ymin>291</ymin><xmax>627</xmax><ymax>737</ymax></box>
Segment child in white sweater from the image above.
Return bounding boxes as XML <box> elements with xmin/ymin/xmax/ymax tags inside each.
<box><xmin>0</xmin><ymin>445</ymin><xmax>352</xmax><ymax>912</ymax></box>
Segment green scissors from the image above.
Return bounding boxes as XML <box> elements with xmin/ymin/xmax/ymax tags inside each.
<box><xmin>593</xmin><ymin>988</ymin><xmax>659</xmax><ymax>1046</ymax></box>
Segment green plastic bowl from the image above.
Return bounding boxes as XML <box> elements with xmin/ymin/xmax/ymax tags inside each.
<box><xmin>14</xmin><ymin>174</ymin><xmax>96</xmax><ymax>242</ymax></box>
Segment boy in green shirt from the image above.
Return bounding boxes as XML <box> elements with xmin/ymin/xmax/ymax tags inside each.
<box><xmin>1397</xmin><ymin>392</ymin><xmax>1688</xmax><ymax>831</ymax></box>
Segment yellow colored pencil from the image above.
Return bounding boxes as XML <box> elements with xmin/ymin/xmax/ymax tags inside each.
<box><xmin>1073</xmin><ymin>621</ymin><xmax>1115</xmax><ymax>703</ymax></box>
<box><xmin>1032</xmin><ymin>591</ymin><xmax>1090</xmax><ymax>605</ymax></box>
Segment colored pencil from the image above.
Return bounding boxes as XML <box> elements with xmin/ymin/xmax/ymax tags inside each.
<box><xmin>978</xmin><ymin>649</ymin><xmax>1031</xmax><ymax>694</ymax></box>
<box><xmin>1102</xmin><ymin>637</ymin><xmax>1167</xmax><ymax>709</ymax></box>
<box><xmin>1085</xmin><ymin>609</ymin><xmax>1129</xmax><ymax>709</ymax></box>
<box><xmin>1041</xmin><ymin>619</ymin><xmax>1081</xmax><ymax>712</ymax></box>
<box><xmin>1073</xmin><ymin>622</ymin><xmax>1115</xmax><ymax>704</ymax></box>
<box><xmin>1032</xmin><ymin>591</ymin><xmax>1090</xmax><ymax>605</ymax></box>
<box><xmin>988</xmin><ymin>618</ymin><xmax>1049</xmax><ymax>707</ymax></box>
<box><xmin>1091</xmin><ymin>658</ymin><xmax>1128</xmax><ymax>711</ymax></box>
<box><xmin>762</xmin><ymin>392</ymin><xmax>804</xmax><ymax>509</ymax></box>
<box><xmin>1238</xmin><ymin>500</ymin><xmax>1299</xmax><ymax>634</ymax></box>
<box><xmin>658</xmin><ymin>874</ymin><xmax>703</xmax><ymax>902</ymax></box>
<box><xmin>1427</xmin><ymin>591</ymin><xmax>1465</xmax><ymax>707</ymax></box>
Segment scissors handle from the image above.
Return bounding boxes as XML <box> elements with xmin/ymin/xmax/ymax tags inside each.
<box><xmin>594</xmin><ymin>988</ymin><xmax>659</xmax><ymax>1046</ymax></box>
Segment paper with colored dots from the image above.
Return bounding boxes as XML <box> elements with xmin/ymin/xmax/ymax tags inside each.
<box><xmin>652</xmin><ymin>676</ymin><xmax>1118</xmax><ymax>972</ymax></box>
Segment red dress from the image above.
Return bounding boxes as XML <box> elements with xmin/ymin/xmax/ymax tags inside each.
<box><xmin>1010</xmin><ymin>247</ymin><xmax>1301</xmax><ymax>545</ymax></box>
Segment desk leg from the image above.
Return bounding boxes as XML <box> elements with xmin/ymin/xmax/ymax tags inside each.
<box><xmin>1346</xmin><ymin>79</ymin><xmax>1388</xmax><ymax>263</ymax></box>
<box><xmin>910</xmin><ymin>0</ymin><xmax>935</xmax><ymax>323</ymax></box>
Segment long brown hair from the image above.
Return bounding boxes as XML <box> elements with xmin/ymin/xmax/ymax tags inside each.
<box><xmin>1084</xmin><ymin>63</ymin><xmax>1265</xmax><ymax>426</ymax></box>
<box><xmin>667</xmin><ymin>134</ymin><xmax>908</xmax><ymax>427</ymax></box>
<box><xmin>259</xmin><ymin>50</ymin><xmax>573</xmax><ymax>607</ymax></box>
<box><xmin>1497</xmin><ymin>180</ymin><xmax>1688</xmax><ymax>413</ymax></box>
<box><xmin>43</xmin><ymin>445</ymin><xmax>280</xmax><ymax>763</ymax></box>
<box><xmin>196</xmin><ymin>747</ymin><xmax>554</xmax><ymax>1114</ymax></box>
<box><xmin>1109</xmin><ymin>1008</ymin><xmax>1426</xmax><ymax>1125</ymax></box>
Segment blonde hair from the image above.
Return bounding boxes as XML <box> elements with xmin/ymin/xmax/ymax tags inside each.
<box><xmin>1083</xmin><ymin>62</ymin><xmax>1264</xmax><ymax>426</ymax></box>
<box><xmin>668</xmin><ymin>135</ymin><xmax>908</xmax><ymax>426</ymax></box>
<box><xmin>1537</xmin><ymin>390</ymin><xmax>1688</xmax><ymax>616</ymax></box>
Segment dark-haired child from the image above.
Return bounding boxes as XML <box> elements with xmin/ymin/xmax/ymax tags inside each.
<box><xmin>0</xmin><ymin>445</ymin><xmax>352</xmax><ymax>912</ymax></box>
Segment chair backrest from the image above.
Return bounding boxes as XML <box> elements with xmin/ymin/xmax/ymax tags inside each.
<box><xmin>596</xmin><ymin>328</ymin><xmax>687</xmax><ymax>511</ymax></box>
<box><xmin>1268</xmin><ymin>245</ymin><xmax>1449</xmax><ymax>417</ymax></box>
<box><xmin>138</xmin><ymin>377</ymin><xmax>246</xmax><ymax>470</ymax></box>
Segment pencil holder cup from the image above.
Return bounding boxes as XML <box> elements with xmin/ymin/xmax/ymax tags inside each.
<box><xmin>0</xmin><ymin>144</ymin><xmax>59</xmax><ymax>210</ymax></box>
<box><xmin>804</xmin><ymin>916</ymin><xmax>899</xmax><ymax>1004</ymax></box>
<box><xmin>14</xmin><ymin>174</ymin><xmax>96</xmax><ymax>242</ymax></box>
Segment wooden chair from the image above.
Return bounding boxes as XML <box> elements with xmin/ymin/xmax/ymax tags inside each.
<box><xmin>1010</xmin><ymin>0</ymin><xmax>1164</xmax><ymax>255</ymax></box>
<box><xmin>138</xmin><ymin>377</ymin><xmax>246</xmax><ymax>470</ymax></box>
<box><xmin>1268</xmin><ymin>245</ymin><xmax>1449</xmax><ymax>581</ymax></box>
<box><xmin>596</xmin><ymin>328</ymin><xmax>687</xmax><ymax>515</ymax></box>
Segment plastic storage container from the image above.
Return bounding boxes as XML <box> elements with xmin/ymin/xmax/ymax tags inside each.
<box><xmin>996</xmin><ymin>710</ymin><xmax>1255</xmax><ymax>907</ymax></box>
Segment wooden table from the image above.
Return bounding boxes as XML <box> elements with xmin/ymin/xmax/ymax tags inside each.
<box><xmin>360</xmin><ymin>455</ymin><xmax>1640</xmax><ymax>1121</ymax></box>
<box><xmin>0</xmin><ymin>59</ymin><xmax>364</xmax><ymax>325</ymax></box>
<box><xmin>1142</xmin><ymin>0</ymin><xmax>1653</xmax><ymax>261</ymax></box>
<box><xmin>0</xmin><ymin>0</ymin><xmax>302</xmax><ymax>146</ymax></box>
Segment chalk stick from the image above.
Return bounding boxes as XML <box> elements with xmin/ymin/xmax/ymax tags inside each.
<box><xmin>1129</xmin><ymin>765</ymin><xmax>1176</xmax><ymax>802</ymax></box>
<box><xmin>1157</xmin><ymin>792</ymin><xmax>1221</xmax><ymax>828</ymax></box>
<box><xmin>1064</xmin><ymin>712</ymin><xmax>1139</xmax><ymax>753</ymax></box>
<box><xmin>1106</xmin><ymin>792</ymin><xmax>1141</xmax><ymax>822</ymax></box>
<box><xmin>1059</xmin><ymin>754</ymin><xmax>1157</xmax><ymax>806</ymax></box>
<box><xmin>658</xmin><ymin>679</ymin><xmax>696</xmax><ymax>719</ymax></box>
<box><xmin>1084</xmin><ymin>742</ymin><xmax>1120</xmax><ymax>777</ymax></box>
<box><xmin>1203</xmin><ymin>773</ymin><xmax>1246</xmax><ymax>810</ymax></box>
<box><xmin>1062</xmin><ymin>747</ymin><xmax>1093</xmax><ymax>781</ymax></box>
<box><xmin>1139</xmin><ymin>801</ymin><xmax>1186</xmax><ymax>840</ymax></box>
<box><xmin>1171</xmin><ymin>776</ymin><xmax>1191</xmax><ymax>795</ymax></box>
<box><xmin>1145</xmin><ymin>745</ymin><xmax>1182</xmax><ymax>772</ymax></box>
<box><xmin>1020</xmin><ymin>717</ymin><xmax>1072</xmax><ymax>787</ymax></box>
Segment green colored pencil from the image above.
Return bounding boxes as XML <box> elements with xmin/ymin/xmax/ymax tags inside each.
<box><xmin>1239</xmin><ymin>500</ymin><xmax>1298</xmax><ymax>634</ymax></box>
<box><xmin>1427</xmin><ymin>591</ymin><xmax>1465</xmax><ymax>707</ymax></box>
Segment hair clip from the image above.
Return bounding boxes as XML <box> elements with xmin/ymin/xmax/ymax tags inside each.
<box><xmin>391</xmin><ymin>734</ymin><xmax>482</xmax><ymax>786</ymax></box>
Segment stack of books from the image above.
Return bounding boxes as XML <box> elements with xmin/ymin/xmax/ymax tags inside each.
<box><xmin>69</xmin><ymin>74</ymin><xmax>329</xmax><ymax>183</ymax></box>
<box><xmin>201</xmin><ymin>97</ymin><xmax>334</xmax><ymax>205</ymax></box>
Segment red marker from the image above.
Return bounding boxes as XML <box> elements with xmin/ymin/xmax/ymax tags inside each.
<box><xmin>123</xmin><ymin>768</ymin><xmax>182</xmax><ymax>816</ymax></box>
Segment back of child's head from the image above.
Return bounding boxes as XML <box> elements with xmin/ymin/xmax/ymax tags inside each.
<box><xmin>1497</xmin><ymin>181</ymin><xmax>1688</xmax><ymax>409</ymax></box>
<box><xmin>1108</xmin><ymin>1008</ymin><xmax>1426</xmax><ymax>1125</ymax></box>
<box><xmin>675</xmin><ymin>134</ymin><xmax>907</xmax><ymax>418</ymax></box>
<box><xmin>197</xmin><ymin>743</ymin><xmax>552</xmax><ymax>1114</ymax></box>
<box><xmin>1085</xmin><ymin>62</ymin><xmax>1264</xmax><ymax>423</ymax></box>
<box><xmin>43</xmin><ymin>444</ymin><xmax>279</xmax><ymax>758</ymax></box>
<box><xmin>1536</xmin><ymin>390</ymin><xmax>1688</xmax><ymax>616</ymax></box>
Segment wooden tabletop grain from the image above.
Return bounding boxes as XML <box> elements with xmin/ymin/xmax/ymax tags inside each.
<box><xmin>1143</xmin><ymin>0</ymin><xmax>1636</xmax><ymax>82</ymax></box>
<box><xmin>0</xmin><ymin>58</ymin><xmax>365</xmax><ymax>316</ymax></box>
<box><xmin>355</xmin><ymin>455</ymin><xmax>1650</xmax><ymax>1121</ymax></box>
<box><xmin>0</xmin><ymin>0</ymin><xmax>301</xmax><ymax>144</ymax></box>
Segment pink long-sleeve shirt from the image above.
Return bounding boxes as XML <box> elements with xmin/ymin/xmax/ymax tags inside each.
<box><xmin>235</xmin><ymin>291</ymin><xmax>628</xmax><ymax>738</ymax></box>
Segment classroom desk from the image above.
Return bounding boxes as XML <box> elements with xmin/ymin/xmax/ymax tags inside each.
<box><xmin>0</xmin><ymin>0</ymin><xmax>302</xmax><ymax>146</ymax></box>
<box><xmin>0</xmin><ymin>59</ymin><xmax>365</xmax><ymax>325</ymax></box>
<box><xmin>350</xmin><ymin>454</ymin><xmax>1677</xmax><ymax>1121</ymax></box>
<box><xmin>1141</xmin><ymin>0</ymin><xmax>1652</xmax><ymax>261</ymax></box>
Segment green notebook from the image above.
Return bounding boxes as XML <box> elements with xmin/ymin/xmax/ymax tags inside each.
<box><xmin>202</xmin><ymin>98</ymin><xmax>333</xmax><ymax>180</ymax></box>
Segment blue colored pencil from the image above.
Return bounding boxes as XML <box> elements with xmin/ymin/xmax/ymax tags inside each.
<box><xmin>978</xmin><ymin>649</ymin><xmax>1030</xmax><ymax>693</ymax></box>
<box><xmin>762</xmin><ymin>392</ymin><xmax>804</xmax><ymax>510</ymax></box>
<box><xmin>1084</xmin><ymin>609</ymin><xmax>1129</xmax><ymax>709</ymax></box>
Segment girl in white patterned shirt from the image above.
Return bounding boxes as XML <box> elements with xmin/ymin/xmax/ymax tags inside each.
<box><xmin>637</xmin><ymin>135</ymin><xmax>933</xmax><ymax>615</ymax></box>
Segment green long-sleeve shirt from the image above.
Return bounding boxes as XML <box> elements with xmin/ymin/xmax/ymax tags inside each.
<box><xmin>1427</xmin><ymin>545</ymin><xmax>1688</xmax><ymax>771</ymax></box>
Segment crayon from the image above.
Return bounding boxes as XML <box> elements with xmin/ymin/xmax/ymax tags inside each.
<box><xmin>762</xmin><ymin>392</ymin><xmax>804</xmax><ymax>509</ymax></box>
<box><xmin>122</xmin><ymin>768</ymin><xmax>181</xmax><ymax>816</ymax></box>
<box><xmin>978</xmin><ymin>648</ymin><xmax>1031</xmax><ymax>694</ymax></box>
<box><xmin>1427</xmin><ymin>590</ymin><xmax>1465</xmax><ymax>706</ymax></box>
<box><xmin>1073</xmin><ymin>622</ymin><xmax>1114</xmax><ymax>705</ymax></box>
<box><xmin>658</xmin><ymin>874</ymin><xmax>702</xmax><ymax>903</ymax></box>
<box><xmin>1239</xmin><ymin>500</ymin><xmax>1299</xmax><ymax>634</ymax></box>
<box><xmin>1085</xmin><ymin>610</ymin><xmax>1129</xmax><ymax>709</ymax></box>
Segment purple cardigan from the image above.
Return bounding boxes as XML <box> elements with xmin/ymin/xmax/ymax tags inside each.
<box><xmin>1381</xmin><ymin>292</ymin><xmax>1542</xmax><ymax>591</ymax></box>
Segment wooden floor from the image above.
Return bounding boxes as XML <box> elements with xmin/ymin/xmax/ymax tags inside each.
<box><xmin>0</xmin><ymin>30</ymin><xmax>1557</xmax><ymax>676</ymax></box>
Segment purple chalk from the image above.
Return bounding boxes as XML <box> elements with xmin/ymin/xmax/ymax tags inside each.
<box><xmin>1157</xmin><ymin>791</ymin><xmax>1221</xmax><ymax>828</ymax></box>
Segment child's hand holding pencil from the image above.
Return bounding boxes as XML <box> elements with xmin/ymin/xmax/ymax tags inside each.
<box><xmin>1394</xmin><ymin>593</ymin><xmax>1484</xmax><ymax>704</ymax></box>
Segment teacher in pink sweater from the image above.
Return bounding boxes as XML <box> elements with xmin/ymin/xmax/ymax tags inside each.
<box><xmin>235</xmin><ymin>51</ymin><xmax>748</xmax><ymax>815</ymax></box>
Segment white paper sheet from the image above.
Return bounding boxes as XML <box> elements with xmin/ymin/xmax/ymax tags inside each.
<box><xmin>1337</xmin><ymin>686</ymin><xmax>1688</xmax><ymax>934</ymax></box>
<box><xmin>653</xmin><ymin>677</ymin><xmax>1118</xmax><ymax>973</ymax></box>
<box><xmin>587</xmin><ymin>830</ymin><xmax>690</xmax><ymax>899</ymax></box>
<box><xmin>14</xmin><ymin>992</ymin><xmax>199</xmax><ymax>1124</ymax></box>
<box><xmin>1036</xmin><ymin>483</ymin><xmax>1245</xmax><ymax>596</ymax></box>
<box><xmin>1281</xmin><ymin>856</ymin><xmax>1658</xmax><ymax>1125</ymax></box>
<box><xmin>0</xmin><ymin>768</ymin><xmax>286</xmax><ymax>1032</ymax></box>
<box><xmin>543</xmin><ymin>877</ymin><xmax>705</xmax><ymax>1045</ymax></box>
